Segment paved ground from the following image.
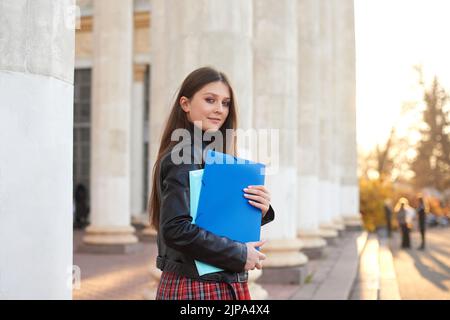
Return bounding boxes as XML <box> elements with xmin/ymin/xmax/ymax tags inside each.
<box><xmin>289</xmin><ymin>230</ymin><xmax>367</xmax><ymax>300</ymax></box>
<box><xmin>390</xmin><ymin>227</ymin><xmax>450</xmax><ymax>300</ymax></box>
<box><xmin>75</xmin><ymin>227</ymin><xmax>450</xmax><ymax>300</ymax></box>
<box><xmin>73</xmin><ymin>230</ymin><xmax>156</xmax><ymax>300</ymax></box>
<box><xmin>73</xmin><ymin>229</ymin><xmax>367</xmax><ymax>300</ymax></box>
<box><xmin>349</xmin><ymin>226</ymin><xmax>450</xmax><ymax>300</ymax></box>
<box><xmin>349</xmin><ymin>232</ymin><xmax>401</xmax><ymax>300</ymax></box>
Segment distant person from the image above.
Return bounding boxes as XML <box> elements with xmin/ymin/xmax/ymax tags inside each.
<box><xmin>74</xmin><ymin>183</ymin><xmax>89</xmax><ymax>229</ymax></box>
<box><xmin>416</xmin><ymin>195</ymin><xmax>428</xmax><ymax>250</ymax></box>
<box><xmin>395</xmin><ymin>198</ymin><xmax>414</xmax><ymax>249</ymax></box>
<box><xmin>384</xmin><ymin>199</ymin><xmax>393</xmax><ymax>238</ymax></box>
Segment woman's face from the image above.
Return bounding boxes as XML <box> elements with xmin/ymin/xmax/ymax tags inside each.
<box><xmin>180</xmin><ymin>81</ymin><xmax>231</xmax><ymax>132</ymax></box>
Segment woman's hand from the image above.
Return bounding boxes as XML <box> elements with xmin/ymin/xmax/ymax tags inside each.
<box><xmin>244</xmin><ymin>240</ymin><xmax>267</xmax><ymax>271</ymax></box>
<box><xmin>243</xmin><ymin>185</ymin><xmax>271</xmax><ymax>217</ymax></box>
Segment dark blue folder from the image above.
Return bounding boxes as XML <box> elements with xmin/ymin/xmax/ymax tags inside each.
<box><xmin>195</xmin><ymin>150</ymin><xmax>265</xmax><ymax>243</ymax></box>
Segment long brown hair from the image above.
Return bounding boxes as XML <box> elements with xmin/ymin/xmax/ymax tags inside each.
<box><xmin>148</xmin><ymin>66</ymin><xmax>238</xmax><ymax>231</ymax></box>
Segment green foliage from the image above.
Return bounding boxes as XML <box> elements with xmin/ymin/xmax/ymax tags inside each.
<box><xmin>304</xmin><ymin>273</ymin><xmax>313</xmax><ymax>284</ymax></box>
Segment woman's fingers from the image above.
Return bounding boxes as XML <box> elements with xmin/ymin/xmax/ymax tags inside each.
<box><xmin>255</xmin><ymin>251</ymin><xmax>266</xmax><ymax>269</ymax></box>
<box><xmin>244</xmin><ymin>186</ymin><xmax>270</xmax><ymax>200</ymax></box>
<box><xmin>248</xmin><ymin>239</ymin><xmax>267</xmax><ymax>248</ymax></box>
<box><xmin>244</xmin><ymin>193</ymin><xmax>268</xmax><ymax>204</ymax></box>
<box><xmin>244</xmin><ymin>186</ymin><xmax>270</xmax><ymax>202</ymax></box>
<box><xmin>243</xmin><ymin>185</ymin><xmax>271</xmax><ymax>216</ymax></box>
<box><xmin>248</xmin><ymin>200</ymin><xmax>269</xmax><ymax>212</ymax></box>
<box><xmin>245</xmin><ymin>240</ymin><xmax>268</xmax><ymax>271</ymax></box>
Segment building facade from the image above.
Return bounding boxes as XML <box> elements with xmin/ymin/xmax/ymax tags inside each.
<box><xmin>0</xmin><ymin>0</ymin><xmax>360</xmax><ymax>299</ymax></box>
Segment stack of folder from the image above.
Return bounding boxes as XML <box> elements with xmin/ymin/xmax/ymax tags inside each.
<box><xmin>189</xmin><ymin>150</ymin><xmax>266</xmax><ymax>276</ymax></box>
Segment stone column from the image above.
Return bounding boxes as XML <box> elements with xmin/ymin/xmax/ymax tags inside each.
<box><xmin>131</xmin><ymin>64</ymin><xmax>147</xmax><ymax>225</ymax></box>
<box><xmin>329</xmin><ymin>0</ymin><xmax>346</xmax><ymax>233</ymax></box>
<box><xmin>248</xmin><ymin>270</ymin><xmax>268</xmax><ymax>300</ymax></box>
<box><xmin>80</xmin><ymin>0</ymin><xmax>139</xmax><ymax>253</ymax></box>
<box><xmin>318</xmin><ymin>0</ymin><xmax>340</xmax><ymax>242</ymax></box>
<box><xmin>336</xmin><ymin>0</ymin><xmax>361</xmax><ymax>229</ymax></box>
<box><xmin>253</xmin><ymin>0</ymin><xmax>309</xmax><ymax>285</ymax></box>
<box><xmin>149</xmin><ymin>0</ymin><xmax>254</xmax><ymax>170</ymax></box>
<box><xmin>296</xmin><ymin>0</ymin><xmax>327</xmax><ymax>259</ymax></box>
<box><xmin>147</xmin><ymin>0</ymin><xmax>257</xmax><ymax>297</ymax></box>
<box><xmin>0</xmin><ymin>0</ymin><xmax>74</xmax><ymax>299</ymax></box>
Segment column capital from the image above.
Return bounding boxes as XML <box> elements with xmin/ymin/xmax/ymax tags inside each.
<box><xmin>134</xmin><ymin>64</ymin><xmax>147</xmax><ymax>82</ymax></box>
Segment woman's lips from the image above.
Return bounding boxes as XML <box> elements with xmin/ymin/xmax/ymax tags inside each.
<box><xmin>207</xmin><ymin>117</ymin><xmax>221</xmax><ymax>124</ymax></box>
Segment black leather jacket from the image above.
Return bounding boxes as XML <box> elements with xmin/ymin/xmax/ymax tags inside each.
<box><xmin>155</xmin><ymin>130</ymin><xmax>275</xmax><ymax>283</ymax></box>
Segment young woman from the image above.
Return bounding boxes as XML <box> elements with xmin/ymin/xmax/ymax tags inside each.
<box><xmin>148</xmin><ymin>66</ymin><xmax>275</xmax><ymax>300</ymax></box>
<box><xmin>395</xmin><ymin>198</ymin><xmax>414</xmax><ymax>249</ymax></box>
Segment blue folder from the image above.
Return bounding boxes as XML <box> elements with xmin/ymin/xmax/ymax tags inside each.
<box><xmin>189</xmin><ymin>150</ymin><xmax>266</xmax><ymax>276</ymax></box>
<box><xmin>195</xmin><ymin>149</ymin><xmax>265</xmax><ymax>249</ymax></box>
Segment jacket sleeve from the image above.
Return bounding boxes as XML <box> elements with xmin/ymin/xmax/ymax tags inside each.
<box><xmin>261</xmin><ymin>204</ymin><xmax>275</xmax><ymax>226</ymax></box>
<box><xmin>159</xmin><ymin>157</ymin><xmax>247</xmax><ymax>273</ymax></box>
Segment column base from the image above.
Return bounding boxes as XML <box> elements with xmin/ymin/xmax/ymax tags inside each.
<box><xmin>258</xmin><ymin>238</ymin><xmax>308</xmax><ymax>285</ymax></box>
<box><xmin>77</xmin><ymin>242</ymin><xmax>143</xmax><ymax>254</ymax></box>
<box><xmin>143</xmin><ymin>265</ymin><xmax>162</xmax><ymax>300</ymax></box>
<box><xmin>257</xmin><ymin>264</ymin><xmax>309</xmax><ymax>285</ymax></box>
<box><xmin>78</xmin><ymin>225</ymin><xmax>140</xmax><ymax>254</ymax></box>
<box><xmin>138</xmin><ymin>226</ymin><xmax>158</xmax><ymax>242</ymax></box>
<box><xmin>318</xmin><ymin>226</ymin><xmax>339</xmax><ymax>246</ymax></box>
<box><xmin>297</xmin><ymin>231</ymin><xmax>327</xmax><ymax>260</ymax></box>
<box><xmin>131</xmin><ymin>213</ymin><xmax>149</xmax><ymax>227</ymax></box>
<box><xmin>320</xmin><ymin>222</ymin><xmax>341</xmax><ymax>231</ymax></box>
<box><xmin>332</xmin><ymin>218</ymin><xmax>346</xmax><ymax>233</ymax></box>
<box><xmin>343</xmin><ymin>215</ymin><xmax>363</xmax><ymax>231</ymax></box>
<box><xmin>262</xmin><ymin>238</ymin><xmax>308</xmax><ymax>267</ymax></box>
<box><xmin>248</xmin><ymin>269</ymin><xmax>268</xmax><ymax>300</ymax></box>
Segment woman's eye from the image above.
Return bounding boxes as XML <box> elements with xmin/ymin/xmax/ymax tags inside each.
<box><xmin>206</xmin><ymin>98</ymin><xmax>230</xmax><ymax>107</ymax></box>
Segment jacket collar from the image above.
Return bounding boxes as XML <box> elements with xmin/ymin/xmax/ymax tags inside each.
<box><xmin>187</xmin><ymin>122</ymin><xmax>226</xmax><ymax>166</ymax></box>
<box><xmin>187</xmin><ymin>122</ymin><xmax>221</xmax><ymax>151</ymax></box>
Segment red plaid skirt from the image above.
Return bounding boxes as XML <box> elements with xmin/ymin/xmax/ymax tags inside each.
<box><xmin>156</xmin><ymin>271</ymin><xmax>252</xmax><ymax>300</ymax></box>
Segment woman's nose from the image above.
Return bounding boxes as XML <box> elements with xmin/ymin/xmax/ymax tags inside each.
<box><xmin>215</xmin><ymin>102</ymin><xmax>225</xmax><ymax>113</ymax></box>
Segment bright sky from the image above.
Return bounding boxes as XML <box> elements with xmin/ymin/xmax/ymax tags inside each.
<box><xmin>355</xmin><ymin>0</ymin><xmax>450</xmax><ymax>153</ymax></box>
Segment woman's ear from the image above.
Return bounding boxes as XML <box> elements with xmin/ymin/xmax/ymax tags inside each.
<box><xmin>180</xmin><ymin>96</ymin><xmax>190</xmax><ymax>113</ymax></box>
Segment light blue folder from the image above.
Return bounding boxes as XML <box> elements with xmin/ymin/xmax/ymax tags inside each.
<box><xmin>189</xmin><ymin>169</ymin><xmax>223</xmax><ymax>276</ymax></box>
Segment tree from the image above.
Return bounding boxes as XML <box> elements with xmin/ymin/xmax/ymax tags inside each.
<box><xmin>358</xmin><ymin>115</ymin><xmax>415</xmax><ymax>183</ymax></box>
<box><xmin>411</xmin><ymin>74</ymin><xmax>450</xmax><ymax>191</ymax></box>
<box><xmin>359</xmin><ymin>177</ymin><xmax>394</xmax><ymax>231</ymax></box>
